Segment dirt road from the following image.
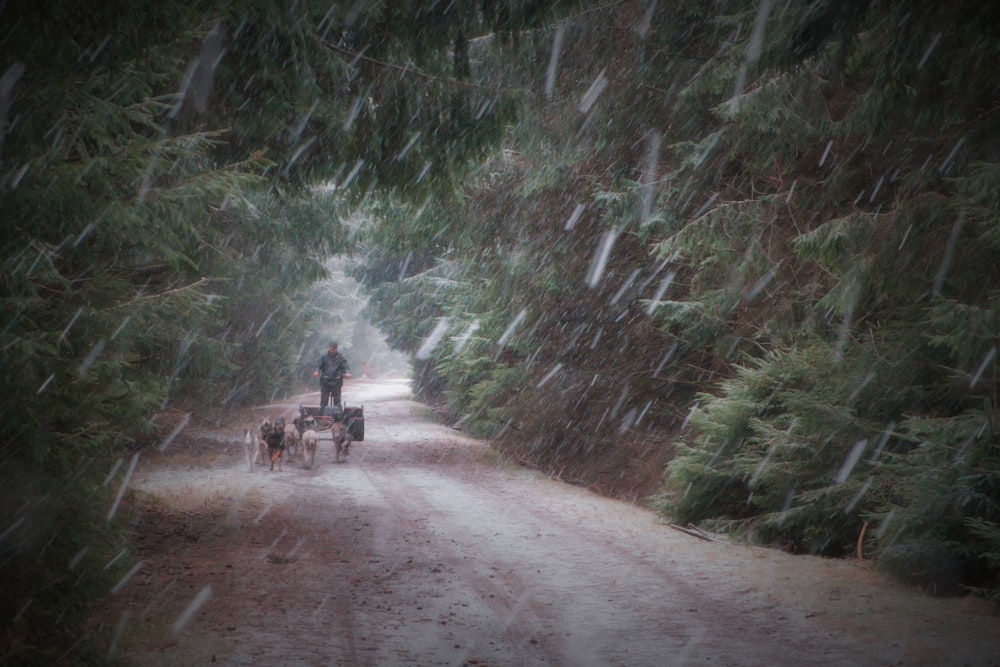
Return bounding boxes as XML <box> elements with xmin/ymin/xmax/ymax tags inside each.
<box><xmin>107</xmin><ymin>378</ymin><xmax>998</xmax><ymax>666</ymax></box>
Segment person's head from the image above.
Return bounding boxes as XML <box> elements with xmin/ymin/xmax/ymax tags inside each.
<box><xmin>328</xmin><ymin>342</ymin><xmax>338</xmax><ymax>353</ymax></box>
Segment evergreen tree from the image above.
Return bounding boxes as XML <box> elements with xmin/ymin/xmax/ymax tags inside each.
<box><xmin>353</xmin><ymin>0</ymin><xmax>1000</xmax><ymax>599</ymax></box>
<box><xmin>651</xmin><ymin>0</ymin><xmax>1000</xmax><ymax>597</ymax></box>
<box><xmin>2</xmin><ymin>1</ymin><xmax>556</xmax><ymax>660</ymax></box>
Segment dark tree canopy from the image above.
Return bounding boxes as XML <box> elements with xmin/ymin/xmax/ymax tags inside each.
<box><xmin>2</xmin><ymin>0</ymin><xmax>999</xmax><ymax>661</ymax></box>
<box><xmin>0</xmin><ymin>2</ymin><xmax>578</xmax><ymax>662</ymax></box>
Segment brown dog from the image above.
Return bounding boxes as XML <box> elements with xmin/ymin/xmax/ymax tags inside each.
<box><xmin>282</xmin><ymin>420</ymin><xmax>301</xmax><ymax>460</ymax></box>
<box><xmin>262</xmin><ymin>416</ymin><xmax>286</xmax><ymax>471</ymax></box>
<box><xmin>331</xmin><ymin>421</ymin><xmax>352</xmax><ymax>463</ymax></box>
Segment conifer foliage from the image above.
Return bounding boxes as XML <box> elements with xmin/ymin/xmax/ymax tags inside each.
<box><xmin>652</xmin><ymin>0</ymin><xmax>1000</xmax><ymax>599</ymax></box>
<box><xmin>356</xmin><ymin>0</ymin><xmax>1000</xmax><ymax>601</ymax></box>
<box><xmin>2</xmin><ymin>0</ymin><xmax>997</xmax><ymax>660</ymax></box>
<box><xmin>0</xmin><ymin>8</ymin><xmax>326</xmax><ymax>662</ymax></box>
<box><xmin>1</xmin><ymin>1</ymin><xmax>540</xmax><ymax>661</ymax></box>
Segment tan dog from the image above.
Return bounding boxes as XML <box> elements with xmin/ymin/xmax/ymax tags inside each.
<box><xmin>301</xmin><ymin>429</ymin><xmax>319</xmax><ymax>469</ymax></box>
<box><xmin>331</xmin><ymin>421</ymin><xmax>352</xmax><ymax>463</ymax></box>
<box><xmin>282</xmin><ymin>421</ymin><xmax>301</xmax><ymax>460</ymax></box>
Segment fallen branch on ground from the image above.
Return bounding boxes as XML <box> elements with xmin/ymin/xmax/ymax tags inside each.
<box><xmin>667</xmin><ymin>523</ymin><xmax>713</xmax><ymax>541</ymax></box>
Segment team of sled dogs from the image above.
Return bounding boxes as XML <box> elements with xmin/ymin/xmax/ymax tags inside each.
<box><xmin>242</xmin><ymin>414</ymin><xmax>351</xmax><ymax>472</ymax></box>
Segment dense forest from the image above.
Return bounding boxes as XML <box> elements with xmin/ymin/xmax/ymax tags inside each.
<box><xmin>2</xmin><ymin>1</ymin><xmax>998</xmax><ymax>663</ymax></box>
<box><xmin>361</xmin><ymin>0</ymin><xmax>1000</xmax><ymax>599</ymax></box>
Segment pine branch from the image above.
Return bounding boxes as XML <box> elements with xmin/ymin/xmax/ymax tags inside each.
<box><xmin>320</xmin><ymin>39</ymin><xmax>521</xmax><ymax>93</ymax></box>
<box><xmin>115</xmin><ymin>277</ymin><xmax>221</xmax><ymax>308</ymax></box>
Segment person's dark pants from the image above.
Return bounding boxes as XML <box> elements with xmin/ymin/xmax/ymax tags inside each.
<box><xmin>320</xmin><ymin>382</ymin><xmax>342</xmax><ymax>408</ymax></box>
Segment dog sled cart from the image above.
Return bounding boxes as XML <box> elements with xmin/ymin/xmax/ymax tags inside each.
<box><xmin>295</xmin><ymin>403</ymin><xmax>365</xmax><ymax>442</ymax></box>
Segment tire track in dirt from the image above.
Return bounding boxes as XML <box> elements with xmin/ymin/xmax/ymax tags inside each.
<box><xmin>355</xmin><ymin>463</ymin><xmax>563</xmax><ymax>666</ymax></box>
<box><xmin>353</xmin><ymin>460</ymin><xmax>872</xmax><ymax>667</ymax></box>
<box><xmin>344</xmin><ymin>397</ymin><xmax>854</xmax><ymax>667</ymax></box>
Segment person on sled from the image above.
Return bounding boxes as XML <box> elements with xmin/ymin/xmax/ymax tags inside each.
<box><xmin>314</xmin><ymin>341</ymin><xmax>351</xmax><ymax>408</ymax></box>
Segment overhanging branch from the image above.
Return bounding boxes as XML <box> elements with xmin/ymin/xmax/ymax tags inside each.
<box><xmin>321</xmin><ymin>39</ymin><xmax>524</xmax><ymax>93</ymax></box>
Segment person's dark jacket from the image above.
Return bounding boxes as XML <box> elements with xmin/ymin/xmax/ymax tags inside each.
<box><xmin>317</xmin><ymin>351</ymin><xmax>350</xmax><ymax>387</ymax></box>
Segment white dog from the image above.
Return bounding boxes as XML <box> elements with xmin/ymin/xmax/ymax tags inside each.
<box><xmin>240</xmin><ymin>417</ymin><xmax>272</xmax><ymax>472</ymax></box>
<box><xmin>242</xmin><ymin>428</ymin><xmax>260</xmax><ymax>472</ymax></box>
<box><xmin>331</xmin><ymin>421</ymin><xmax>352</xmax><ymax>463</ymax></box>
<box><xmin>301</xmin><ymin>429</ymin><xmax>319</xmax><ymax>469</ymax></box>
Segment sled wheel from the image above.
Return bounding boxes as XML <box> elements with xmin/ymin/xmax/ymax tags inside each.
<box><xmin>349</xmin><ymin>417</ymin><xmax>364</xmax><ymax>442</ymax></box>
<box><xmin>344</xmin><ymin>406</ymin><xmax>365</xmax><ymax>442</ymax></box>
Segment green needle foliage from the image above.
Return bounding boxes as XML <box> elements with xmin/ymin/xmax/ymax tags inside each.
<box><xmin>3</xmin><ymin>1</ymin><xmax>550</xmax><ymax>661</ymax></box>
<box><xmin>647</xmin><ymin>0</ymin><xmax>1000</xmax><ymax>596</ymax></box>
<box><xmin>354</xmin><ymin>0</ymin><xmax>1000</xmax><ymax>601</ymax></box>
<box><xmin>4</xmin><ymin>1</ymin><xmax>997</xmax><ymax>660</ymax></box>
